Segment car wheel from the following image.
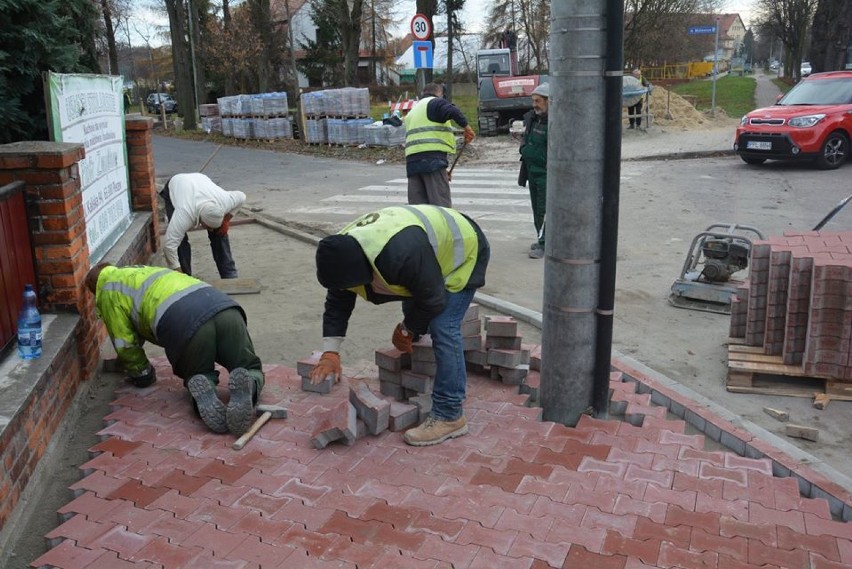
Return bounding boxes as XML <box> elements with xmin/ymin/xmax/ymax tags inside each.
<box><xmin>741</xmin><ymin>157</ymin><xmax>766</xmax><ymax>165</ymax></box>
<box><xmin>815</xmin><ymin>132</ymin><xmax>849</xmax><ymax>170</ymax></box>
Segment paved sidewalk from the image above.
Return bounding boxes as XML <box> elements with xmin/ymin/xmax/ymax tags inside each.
<box><xmin>31</xmin><ymin>359</ymin><xmax>852</xmax><ymax>569</ymax></box>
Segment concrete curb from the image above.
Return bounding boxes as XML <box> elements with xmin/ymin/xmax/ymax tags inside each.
<box><xmin>624</xmin><ymin>149</ymin><xmax>735</xmax><ymax>162</ymax></box>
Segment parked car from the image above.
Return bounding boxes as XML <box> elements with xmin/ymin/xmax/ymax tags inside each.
<box><xmin>801</xmin><ymin>61</ymin><xmax>813</xmax><ymax>77</ymax></box>
<box><xmin>146</xmin><ymin>93</ymin><xmax>178</xmax><ymax>114</ymax></box>
<box><xmin>734</xmin><ymin>70</ymin><xmax>852</xmax><ymax>170</ymax></box>
<box><xmin>769</xmin><ymin>60</ymin><xmax>780</xmax><ymax>71</ymax></box>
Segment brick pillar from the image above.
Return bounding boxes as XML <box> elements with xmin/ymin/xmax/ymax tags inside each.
<box><xmin>125</xmin><ymin>116</ymin><xmax>160</xmax><ymax>252</ymax></box>
<box><xmin>0</xmin><ymin>141</ymin><xmax>100</xmax><ymax>377</ymax></box>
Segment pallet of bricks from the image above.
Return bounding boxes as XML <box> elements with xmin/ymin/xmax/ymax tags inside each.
<box><xmin>216</xmin><ymin>92</ymin><xmax>292</xmax><ymax>140</ymax></box>
<box><xmin>199</xmin><ymin>104</ymin><xmax>221</xmax><ymax>134</ymax></box>
<box><xmin>294</xmin><ymin>304</ymin><xmax>541</xmax><ymax>447</ymax></box>
<box><xmin>727</xmin><ymin>229</ymin><xmax>852</xmax><ymax>402</ymax></box>
<box><xmin>300</xmin><ymin>87</ymin><xmax>373</xmax><ymax>145</ymax></box>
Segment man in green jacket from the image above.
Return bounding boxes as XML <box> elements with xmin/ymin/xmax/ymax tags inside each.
<box><xmin>518</xmin><ymin>81</ymin><xmax>549</xmax><ymax>259</ymax></box>
<box><xmin>85</xmin><ymin>263</ymin><xmax>264</xmax><ymax>435</ymax></box>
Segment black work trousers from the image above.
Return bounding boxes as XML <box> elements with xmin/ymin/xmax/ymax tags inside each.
<box><xmin>160</xmin><ymin>188</ymin><xmax>238</xmax><ymax>279</ymax></box>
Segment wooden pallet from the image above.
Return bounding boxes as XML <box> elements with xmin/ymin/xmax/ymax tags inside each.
<box><xmin>726</xmin><ymin>344</ymin><xmax>852</xmax><ymax>400</ymax></box>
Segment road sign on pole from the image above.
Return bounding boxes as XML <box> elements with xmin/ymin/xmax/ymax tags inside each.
<box><xmin>413</xmin><ymin>41</ymin><xmax>433</xmax><ymax>69</ymax></box>
<box><xmin>410</xmin><ymin>13</ymin><xmax>432</xmax><ymax>41</ymax></box>
<box><xmin>688</xmin><ymin>25</ymin><xmax>717</xmax><ymax>35</ymax></box>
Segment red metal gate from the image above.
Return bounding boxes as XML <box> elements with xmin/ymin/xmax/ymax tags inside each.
<box><xmin>0</xmin><ymin>181</ymin><xmax>37</xmax><ymax>352</ymax></box>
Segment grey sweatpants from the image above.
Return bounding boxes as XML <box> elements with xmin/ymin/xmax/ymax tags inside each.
<box><xmin>408</xmin><ymin>170</ymin><xmax>452</xmax><ymax>207</ymax></box>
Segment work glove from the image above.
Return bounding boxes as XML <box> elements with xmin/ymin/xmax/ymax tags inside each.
<box><xmin>128</xmin><ymin>364</ymin><xmax>156</xmax><ymax>388</ymax></box>
<box><xmin>463</xmin><ymin>125</ymin><xmax>476</xmax><ymax>144</ymax></box>
<box><xmin>392</xmin><ymin>322</ymin><xmax>414</xmax><ymax>354</ymax></box>
<box><xmin>215</xmin><ymin>214</ymin><xmax>231</xmax><ymax>237</ymax></box>
<box><xmin>310</xmin><ymin>351</ymin><xmax>341</xmax><ymax>383</ymax></box>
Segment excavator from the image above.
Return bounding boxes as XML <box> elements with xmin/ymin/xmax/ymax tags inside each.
<box><xmin>476</xmin><ymin>30</ymin><xmax>548</xmax><ymax>136</ymax></box>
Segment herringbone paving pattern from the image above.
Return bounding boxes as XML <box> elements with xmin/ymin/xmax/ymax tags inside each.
<box><xmin>32</xmin><ymin>357</ymin><xmax>852</xmax><ymax>568</ymax></box>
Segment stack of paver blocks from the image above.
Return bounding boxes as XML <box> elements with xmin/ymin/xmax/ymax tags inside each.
<box><xmin>729</xmin><ymin>230</ymin><xmax>852</xmax><ymax>381</ymax></box>
<box><xmin>299</xmin><ymin>304</ymin><xmax>545</xmax><ymax>449</ymax></box>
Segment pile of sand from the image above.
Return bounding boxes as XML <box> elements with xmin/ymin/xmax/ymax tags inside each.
<box><xmin>624</xmin><ymin>85</ymin><xmax>736</xmax><ymax>130</ymax></box>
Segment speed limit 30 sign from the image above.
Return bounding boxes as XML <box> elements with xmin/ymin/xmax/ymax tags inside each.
<box><xmin>410</xmin><ymin>13</ymin><xmax>432</xmax><ymax>40</ymax></box>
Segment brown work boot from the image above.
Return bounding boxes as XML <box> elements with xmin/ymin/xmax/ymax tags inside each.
<box><xmin>403</xmin><ymin>416</ymin><xmax>468</xmax><ymax>446</ymax></box>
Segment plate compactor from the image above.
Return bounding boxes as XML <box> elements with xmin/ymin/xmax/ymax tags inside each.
<box><xmin>669</xmin><ymin>223</ymin><xmax>765</xmax><ymax>314</ymax></box>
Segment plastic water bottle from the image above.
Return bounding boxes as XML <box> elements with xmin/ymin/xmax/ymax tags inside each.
<box><xmin>17</xmin><ymin>284</ymin><xmax>42</xmax><ymax>360</ymax></box>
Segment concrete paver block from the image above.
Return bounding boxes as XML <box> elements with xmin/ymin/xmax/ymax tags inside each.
<box><xmin>301</xmin><ymin>375</ymin><xmax>333</xmax><ymax>394</ymax></box>
<box><xmin>401</xmin><ymin>370</ymin><xmax>433</xmax><ymax>394</ymax></box>
<box><xmin>374</xmin><ymin>348</ymin><xmax>411</xmax><ymax>372</ymax></box>
<box><xmin>463</xmin><ymin>303</ymin><xmax>480</xmax><ymax>322</ymax></box>
<box><xmin>487</xmin><ymin>348</ymin><xmax>523</xmax><ymax>368</ymax></box>
<box><xmin>412</xmin><ymin>340</ymin><xmax>435</xmax><ymax>363</ymax></box>
<box><xmin>411</xmin><ymin>360</ymin><xmax>437</xmax><ymax>377</ymax></box>
<box><xmin>495</xmin><ymin>364</ymin><xmax>529</xmax><ymax>385</ymax></box>
<box><xmin>310</xmin><ymin>400</ymin><xmax>357</xmax><ymax>449</ymax></box>
<box><xmin>407</xmin><ymin>393</ymin><xmax>432</xmax><ymax>422</ymax></box>
<box><xmin>378</xmin><ymin>368</ymin><xmax>402</xmax><ymax>385</ymax></box>
<box><xmin>380</xmin><ymin>381</ymin><xmax>404</xmax><ymax>400</ymax></box>
<box><xmin>484</xmin><ymin>315</ymin><xmax>519</xmax><ymax>337</ymax></box>
<box><xmin>461</xmin><ymin>318</ymin><xmax>481</xmax><ymax>337</ymax></box>
<box><xmin>389</xmin><ymin>402</ymin><xmax>419</xmax><ymax>432</ymax></box>
<box><xmin>486</xmin><ymin>335</ymin><xmax>522</xmax><ymax>350</ymax></box>
<box><xmin>462</xmin><ymin>335</ymin><xmax>483</xmax><ymax>351</ymax></box>
<box><xmin>296</xmin><ymin>352</ymin><xmax>322</xmax><ymax>377</ymax></box>
<box><xmin>464</xmin><ymin>349</ymin><xmax>489</xmax><ymax>366</ymax></box>
<box><xmin>349</xmin><ymin>380</ymin><xmax>390</xmax><ymax>435</ymax></box>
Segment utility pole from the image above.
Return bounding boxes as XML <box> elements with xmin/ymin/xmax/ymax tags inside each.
<box><xmin>711</xmin><ymin>17</ymin><xmax>719</xmax><ymax>118</ymax></box>
<box><xmin>540</xmin><ymin>0</ymin><xmax>623</xmax><ymax>424</ymax></box>
<box><xmin>371</xmin><ymin>0</ymin><xmax>377</xmax><ymax>83</ymax></box>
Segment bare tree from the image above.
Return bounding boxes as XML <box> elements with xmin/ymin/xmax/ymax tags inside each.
<box><xmin>483</xmin><ymin>0</ymin><xmax>549</xmax><ymax>72</ymax></box>
<box><xmin>624</xmin><ymin>0</ymin><xmax>724</xmax><ymax>66</ymax></box>
<box><xmin>754</xmin><ymin>0</ymin><xmax>818</xmax><ymax>81</ymax></box>
<box><xmin>164</xmin><ymin>0</ymin><xmax>197</xmax><ymax>129</ymax></box>
<box><xmin>810</xmin><ymin>0</ymin><xmax>852</xmax><ymax>72</ymax></box>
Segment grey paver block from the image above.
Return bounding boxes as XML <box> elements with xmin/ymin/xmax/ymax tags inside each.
<box><xmin>349</xmin><ymin>381</ymin><xmax>390</xmax><ymax>435</ymax></box>
<box><xmin>484</xmin><ymin>315</ymin><xmax>518</xmax><ymax>338</ymax></box>
<box><xmin>389</xmin><ymin>402</ymin><xmax>419</xmax><ymax>432</ymax></box>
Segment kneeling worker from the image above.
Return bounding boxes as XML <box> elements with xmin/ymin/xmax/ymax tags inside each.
<box><xmin>86</xmin><ymin>263</ymin><xmax>265</xmax><ymax>435</ymax></box>
<box><xmin>309</xmin><ymin>205</ymin><xmax>490</xmax><ymax>446</ymax></box>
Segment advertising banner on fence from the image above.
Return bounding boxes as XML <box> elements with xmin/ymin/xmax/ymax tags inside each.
<box><xmin>45</xmin><ymin>72</ymin><xmax>131</xmax><ymax>263</ymax></box>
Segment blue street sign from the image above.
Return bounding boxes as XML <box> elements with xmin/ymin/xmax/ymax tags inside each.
<box><xmin>688</xmin><ymin>25</ymin><xmax>717</xmax><ymax>35</ymax></box>
<box><xmin>413</xmin><ymin>40</ymin><xmax>433</xmax><ymax>69</ymax></box>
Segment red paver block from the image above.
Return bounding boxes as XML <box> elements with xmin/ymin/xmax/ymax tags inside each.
<box><xmin>777</xmin><ymin>525</ymin><xmax>841</xmax><ymax>562</ymax></box>
<box><xmin>659</xmin><ymin>541</ymin><xmax>718</xmax><ymax>569</ymax></box>
<box><xmin>182</xmin><ymin>521</ymin><xmax>248</xmax><ymax>557</ymax></box>
<box><xmin>411</xmin><ymin>337</ymin><xmax>435</xmax><ymax>362</ymax></box>
<box><xmin>297</xmin><ymin>352</ymin><xmax>334</xmax><ymax>393</ymax></box>
<box><xmin>349</xmin><ymin>380</ymin><xmax>390</xmax><ymax>435</ymax></box>
<box><xmin>720</xmin><ymin>515</ymin><xmax>778</xmax><ymax>546</ymax></box>
<box><xmin>106</xmin><ymin>480</ymin><xmax>170</xmax><ymax>509</ymax></box>
<box><xmin>29</xmin><ymin>539</ymin><xmax>113</xmax><ymax>569</ymax></box>
<box><xmin>665</xmin><ymin>505</ymin><xmax>721</xmax><ymax>534</ymax></box>
<box><xmin>690</xmin><ymin>527</ymin><xmax>748</xmax><ymax>561</ymax></box>
<box><xmin>612</xmin><ymin>494</ymin><xmax>668</xmax><ymax>524</ymax></box>
<box><xmin>601</xmin><ymin>530</ymin><xmax>661</xmax><ymax>565</ymax></box>
<box><xmin>89</xmin><ymin>523</ymin><xmax>156</xmax><ymax>558</ymax></box>
<box><xmin>563</xmin><ymin>544</ymin><xmax>627</xmax><ymax>568</ymax></box>
<box><xmin>509</xmin><ymin>532</ymin><xmax>571</xmax><ymax>568</ymax></box>
<box><xmin>89</xmin><ymin>438</ymin><xmax>145</xmax><ymax>458</ymax></box>
<box><xmin>69</xmin><ymin>470</ymin><xmax>128</xmax><ymax>499</ymax></box>
<box><xmin>130</xmin><ymin>535</ymin><xmax>204</xmax><ymax>566</ymax></box>
<box><xmin>311</xmin><ymin>399</ymin><xmax>357</xmax><ymax>449</ymax></box>
<box><xmin>749</xmin><ymin>537</ymin><xmax>809</xmax><ymax>568</ymax></box>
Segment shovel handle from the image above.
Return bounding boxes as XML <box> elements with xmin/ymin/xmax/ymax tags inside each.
<box><xmin>232</xmin><ymin>411</ymin><xmax>272</xmax><ymax>450</ymax></box>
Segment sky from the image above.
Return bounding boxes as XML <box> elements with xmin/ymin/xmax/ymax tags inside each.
<box><xmin>393</xmin><ymin>0</ymin><xmax>757</xmax><ymax>37</ymax></box>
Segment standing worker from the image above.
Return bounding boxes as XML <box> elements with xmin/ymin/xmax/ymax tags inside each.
<box><xmin>160</xmin><ymin>172</ymin><xmax>246</xmax><ymax>279</ymax></box>
<box><xmin>404</xmin><ymin>83</ymin><xmax>476</xmax><ymax>208</ymax></box>
<box><xmin>309</xmin><ymin>205</ymin><xmax>490</xmax><ymax>446</ymax></box>
<box><xmin>627</xmin><ymin>68</ymin><xmax>649</xmax><ymax>129</ymax></box>
<box><xmin>86</xmin><ymin>263</ymin><xmax>265</xmax><ymax>436</ymax></box>
<box><xmin>518</xmin><ymin>82</ymin><xmax>549</xmax><ymax>259</ymax></box>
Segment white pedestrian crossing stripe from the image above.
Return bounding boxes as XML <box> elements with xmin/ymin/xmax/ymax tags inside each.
<box><xmin>288</xmin><ymin>168</ymin><xmax>534</xmax><ymax>241</ymax></box>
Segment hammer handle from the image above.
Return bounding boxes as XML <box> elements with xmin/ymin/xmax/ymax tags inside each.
<box><xmin>232</xmin><ymin>411</ymin><xmax>272</xmax><ymax>450</ymax></box>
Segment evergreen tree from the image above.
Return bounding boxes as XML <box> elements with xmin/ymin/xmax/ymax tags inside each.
<box><xmin>0</xmin><ymin>0</ymin><xmax>101</xmax><ymax>143</ymax></box>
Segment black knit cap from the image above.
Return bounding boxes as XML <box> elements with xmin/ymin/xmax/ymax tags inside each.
<box><xmin>315</xmin><ymin>234</ymin><xmax>372</xmax><ymax>289</ymax></box>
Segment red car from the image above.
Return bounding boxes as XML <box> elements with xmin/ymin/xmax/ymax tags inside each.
<box><xmin>734</xmin><ymin>70</ymin><xmax>852</xmax><ymax>169</ymax></box>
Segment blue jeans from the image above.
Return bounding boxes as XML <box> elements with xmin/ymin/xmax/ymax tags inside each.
<box><xmin>426</xmin><ymin>288</ymin><xmax>476</xmax><ymax>421</ymax></box>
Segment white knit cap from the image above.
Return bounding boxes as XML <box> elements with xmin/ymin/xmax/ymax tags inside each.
<box><xmin>531</xmin><ymin>82</ymin><xmax>549</xmax><ymax>98</ymax></box>
<box><xmin>198</xmin><ymin>202</ymin><xmax>225</xmax><ymax>228</ymax></box>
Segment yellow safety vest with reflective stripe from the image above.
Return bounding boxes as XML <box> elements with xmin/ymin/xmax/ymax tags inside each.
<box><xmin>404</xmin><ymin>97</ymin><xmax>456</xmax><ymax>156</ymax></box>
<box><xmin>94</xmin><ymin>265</ymin><xmax>211</xmax><ymax>373</ymax></box>
<box><xmin>341</xmin><ymin>205</ymin><xmax>479</xmax><ymax>299</ymax></box>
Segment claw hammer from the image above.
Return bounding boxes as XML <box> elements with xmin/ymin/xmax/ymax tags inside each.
<box><xmin>232</xmin><ymin>404</ymin><xmax>287</xmax><ymax>450</ymax></box>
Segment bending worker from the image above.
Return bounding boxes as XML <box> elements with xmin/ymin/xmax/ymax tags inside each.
<box><xmin>160</xmin><ymin>172</ymin><xmax>245</xmax><ymax>279</ymax></box>
<box><xmin>86</xmin><ymin>263</ymin><xmax>265</xmax><ymax>436</ymax></box>
<box><xmin>404</xmin><ymin>83</ymin><xmax>476</xmax><ymax>208</ymax></box>
<box><xmin>309</xmin><ymin>205</ymin><xmax>490</xmax><ymax>446</ymax></box>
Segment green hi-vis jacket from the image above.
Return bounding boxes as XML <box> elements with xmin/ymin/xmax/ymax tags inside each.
<box><xmin>94</xmin><ymin>265</ymin><xmax>241</xmax><ymax>374</ymax></box>
<box><xmin>404</xmin><ymin>97</ymin><xmax>456</xmax><ymax>156</ymax></box>
<box><xmin>341</xmin><ymin>205</ymin><xmax>479</xmax><ymax>299</ymax></box>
